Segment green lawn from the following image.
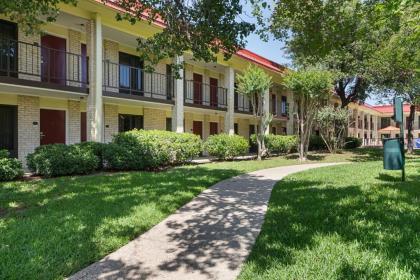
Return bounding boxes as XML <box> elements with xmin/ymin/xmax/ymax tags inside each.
<box><xmin>0</xmin><ymin>150</ymin><xmax>360</xmax><ymax>280</ymax></box>
<box><xmin>0</xmin><ymin>149</ymin><xmax>417</xmax><ymax>279</ymax></box>
<box><xmin>239</xmin><ymin>156</ymin><xmax>420</xmax><ymax>280</ymax></box>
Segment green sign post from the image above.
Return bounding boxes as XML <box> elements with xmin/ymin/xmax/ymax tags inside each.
<box><xmin>383</xmin><ymin>97</ymin><xmax>405</xmax><ymax>181</ymax></box>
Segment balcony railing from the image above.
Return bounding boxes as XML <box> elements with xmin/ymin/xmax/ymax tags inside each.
<box><xmin>103</xmin><ymin>60</ymin><xmax>174</xmax><ymax>102</ymax></box>
<box><xmin>184</xmin><ymin>80</ymin><xmax>227</xmax><ymax>110</ymax></box>
<box><xmin>274</xmin><ymin>103</ymin><xmax>289</xmax><ymax>119</ymax></box>
<box><xmin>0</xmin><ymin>38</ymin><xmax>88</xmax><ymax>91</ymax></box>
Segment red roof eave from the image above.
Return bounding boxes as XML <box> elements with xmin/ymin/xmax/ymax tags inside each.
<box><xmin>96</xmin><ymin>0</ymin><xmax>286</xmax><ymax>73</ymax></box>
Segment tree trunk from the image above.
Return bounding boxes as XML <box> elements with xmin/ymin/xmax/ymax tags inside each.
<box><xmin>407</xmin><ymin>104</ymin><xmax>415</xmax><ymax>154</ymax></box>
<box><xmin>256</xmin><ymin>136</ymin><xmax>262</xmax><ymax>160</ymax></box>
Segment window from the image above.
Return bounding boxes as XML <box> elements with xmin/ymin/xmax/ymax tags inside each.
<box><xmin>119</xmin><ymin>52</ymin><xmax>144</xmax><ymax>95</ymax></box>
<box><xmin>166</xmin><ymin>118</ymin><xmax>172</xmax><ymax>131</ymax></box>
<box><xmin>118</xmin><ymin>114</ymin><xmax>143</xmax><ymax>132</ymax></box>
<box><xmin>418</xmin><ymin>116</ymin><xmax>420</xmax><ymax>129</ymax></box>
<box><xmin>234</xmin><ymin>123</ymin><xmax>238</xmax><ymax>135</ymax></box>
<box><xmin>381</xmin><ymin>117</ymin><xmax>391</xmax><ymax>129</ymax></box>
<box><xmin>271</xmin><ymin>94</ymin><xmax>277</xmax><ymax>115</ymax></box>
<box><xmin>281</xmin><ymin>96</ymin><xmax>287</xmax><ymax>116</ymax></box>
<box><xmin>166</xmin><ymin>65</ymin><xmax>173</xmax><ymax>100</ymax></box>
<box><xmin>0</xmin><ymin>19</ymin><xmax>18</xmax><ymax>78</ymax></box>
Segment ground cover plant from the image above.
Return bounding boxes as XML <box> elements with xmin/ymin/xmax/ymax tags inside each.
<box><xmin>239</xmin><ymin>154</ymin><xmax>420</xmax><ymax>280</ymax></box>
<box><xmin>0</xmin><ymin>150</ymin><xmax>369</xmax><ymax>279</ymax></box>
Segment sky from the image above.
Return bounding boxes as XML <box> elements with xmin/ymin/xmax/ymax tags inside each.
<box><xmin>240</xmin><ymin>2</ymin><xmax>380</xmax><ymax>105</ymax></box>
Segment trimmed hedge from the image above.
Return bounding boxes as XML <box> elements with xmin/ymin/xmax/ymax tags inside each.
<box><xmin>309</xmin><ymin>135</ymin><xmax>327</xmax><ymax>151</ymax></box>
<box><xmin>103</xmin><ymin>130</ymin><xmax>202</xmax><ymax>170</ymax></box>
<box><xmin>204</xmin><ymin>134</ymin><xmax>249</xmax><ymax>160</ymax></box>
<box><xmin>344</xmin><ymin>137</ymin><xmax>362</xmax><ymax>149</ymax></box>
<box><xmin>27</xmin><ymin>144</ymin><xmax>99</xmax><ymax>177</ymax></box>
<box><xmin>0</xmin><ymin>150</ymin><xmax>23</xmax><ymax>181</ymax></box>
<box><xmin>250</xmin><ymin>134</ymin><xmax>298</xmax><ymax>154</ymax></box>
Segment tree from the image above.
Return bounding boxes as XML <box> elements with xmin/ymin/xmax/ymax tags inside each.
<box><xmin>315</xmin><ymin>106</ymin><xmax>351</xmax><ymax>153</ymax></box>
<box><xmin>0</xmin><ymin>0</ymin><xmax>77</xmax><ymax>33</ymax></box>
<box><xmin>252</xmin><ymin>0</ymin><xmax>384</xmax><ymax>108</ymax></box>
<box><xmin>1</xmin><ymin>0</ymin><xmax>255</xmax><ymax>70</ymax></box>
<box><xmin>115</xmin><ymin>0</ymin><xmax>255</xmax><ymax>70</ymax></box>
<box><xmin>237</xmin><ymin>65</ymin><xmax>272</xmax><ymax>160</ymax></box>
<box><xmin>283</xmin><ymin>69</ymin><xmax>333</xmax><ymax>161</ymax></box>
<box><xmin>369</xmin><ymin>0</ymin><xmax>419</xmax><ymax>153</ymax></box>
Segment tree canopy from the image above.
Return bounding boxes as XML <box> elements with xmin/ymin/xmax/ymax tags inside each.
<box><xmin>252</xmin><ymin>0</ymin><xmax>387</xmax><ymax>107</ymax></box>
<box><xmin>1</xmin><ymin>0</ymin><xmax>255</xmax><ymax>68</ymax></box>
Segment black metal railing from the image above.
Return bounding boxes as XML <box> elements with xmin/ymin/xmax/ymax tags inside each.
<box><xmin>234</xmin><ymin>92</ymin><xmax>252</xmax><ymax>113</ymax></box>
<box><xmin>0</xmin><ymin>38</ymin><xmax>88</xmax><ymax>88</ymax></box>
<box><xmin>103</xmin><ymin>60</ymin><xmax>174</xmax><ymax>101</ymax></box>
<box><xmin>184</xmin><ymin>80</ymin><xmax>227</xmax><ymax>109</ymax></box>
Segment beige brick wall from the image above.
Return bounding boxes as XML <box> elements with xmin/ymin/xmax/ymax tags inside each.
<box><xmin>104</xmin><ymin>104</ymin><xmax>118</xmax><ymax>143</ymax></box>
<box><xmin>67</xmin><ymin>30</ymin><xmax>82</xmax><ymax>87</ymax></box>
<box><xmin>103</xmin><ymin>40</ymin><xmax>119</xmax><ymax>92</ymax></box>
<box><xmin>18</xmin><ymin>28</ymin><xmax>41</xmax><ymax>81</ymax></box>
<box><xmin>68</xmin><ymin>100</ymin><xmax>81</xmax><ymax>144</ymax></box>
<box><xmin>17</xmin><ymin>96</ymin><xmax>40</xmax><ymax>167</ymax></box>
<box><xmin>144</xmin><ymin>108</ymin><xmax>166</xmax><ymax>130</ymax></box>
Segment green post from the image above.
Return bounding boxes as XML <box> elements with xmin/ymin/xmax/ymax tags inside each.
<box><xmin>393</xmin><ymin>97</ymin><xmax>405</xmax><ymax>181</ymax></box>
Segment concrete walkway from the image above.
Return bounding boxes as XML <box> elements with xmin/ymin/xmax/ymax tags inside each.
<box><xmin>69</xmin><ymin>163</ymin><xmax>343</xmax><ymax>280</ymax></box>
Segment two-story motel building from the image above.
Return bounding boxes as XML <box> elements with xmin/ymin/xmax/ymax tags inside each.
<box><xmin>1</xmin><ymin>0</ymin><xmax>419</xmax><ymax>167</ymax></box>
<box><xmin>0</xmin><ymin>0</ymin><xmax>293</xmax><ymax>166</ymax></box>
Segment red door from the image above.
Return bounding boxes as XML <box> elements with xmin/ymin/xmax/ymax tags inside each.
<box><xmin>80</xmin><ymin>112</ymin><xmax>87</xmax><ymax>142</ymax></box>
<box><xmin>210</xmin><ymin>78</ymin><xmax>218</xmax><ymax>107</ymax></box>
<box><xmin>41</xmin><ymin>35</ymin><xmax>66</xmax><ymax>85</ymax></box>
<box><xmin>209</xmin><ymin>122</ymin><xmax>218</xmax><ymax>136</ymax></box>
<box><xmin>40</xmin><ymin>109</ymin><xmax>66</xmax><ymax>145</ymax></box>
<box><xmin>193</xmin><ymin>121</ymin><xmax>203</xmax><ymax>139</ymax></box>
<box><xmin>193</xmin><ymin>73</ymin><xmax>203</xmax><ymax>105</ymax></box>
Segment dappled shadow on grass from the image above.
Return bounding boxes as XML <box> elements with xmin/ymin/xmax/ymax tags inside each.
<box><xmin>242</xmin><ymin>164</ymin><xmax>420</xmax><ymax>279</ymax></box>
<box><xmin>0</xmin><ymin>165</ymin><xmax>243</xmax><ymax>279</ymax></box>
<box><xmin>285</xmin><ymin>153</ymin><xmax>327</xmax><ymax>161</ymax></box>
<box><xmin>347</xmin><ymin>147</ymin><xmax>383</xmax><ymax>162</ymax></box>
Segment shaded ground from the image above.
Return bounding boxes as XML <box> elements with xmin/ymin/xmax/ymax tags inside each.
<box><xmin>239</xmin><ymin>157</ymin><xmax>420</xmax><ymax>280</ymax></box>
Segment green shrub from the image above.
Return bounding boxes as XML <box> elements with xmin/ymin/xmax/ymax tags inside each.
<box><xmin>204</xmin><ymin>134</ymin><xmax>249</xmax><ymax>160</ymax></box>
<box><xmin>27</xmin><ymin>144</ymin><xmax>99</xmax><ymax>177</ymax></box>
<box><xmin>103</xmin><ymin>130</ymin><xmax>202</xmax><ymax>170</ymax></box>
<box><xmin>344</xmin><ymin>137</ymin><xmax>362</xmax><ymax>149</ymax></box>
<box><xmin>0</xmin><ymin>149</ymin><xmax>9</xmax><ymax>159</ymax></box>
<box><xmin>250</xmin><ymin>134</ymin><xmax>298</xmax><ymax>154</ymax></box>
<box><xmin>0</xmin><ymin>149</ymin><xmax>23</xmax><ymax>181</ymax></box>
<box><xmin>75</xmin><ymin>141</ymin><xmax>107</xmax><ymax>169</ymax></box>
<box><xmin>309</xmin><ymin>135</ymin><xmax>327</xmax><ymax>151</ymax></box>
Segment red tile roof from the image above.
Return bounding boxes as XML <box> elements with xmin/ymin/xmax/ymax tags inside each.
<box><xmin>370</xmin><ymin>104</ymin><xmax>412</xmax><ymax>114</ymax></box>
<box><xmin>99</xmin><ymin>0</ymin><xmax>286</xmax><ymax>73</ymax></box>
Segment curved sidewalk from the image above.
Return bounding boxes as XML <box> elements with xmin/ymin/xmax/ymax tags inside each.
<box><xmin>69</xmin><ymin>163</ymin><xmax>343</xmax><ymax>280</ymax></box>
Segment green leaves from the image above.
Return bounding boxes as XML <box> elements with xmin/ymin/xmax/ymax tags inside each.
<box><xmin>114</xmin><ymin>0</ymin><xmax>255</xmax><ymax>66</ymax></box>
<box><xmin>283</xmin><ymin>68</ymin><xmax>333</xmax><ymax>100</ymax></box>
<box><xmin>236</xmin><ymin>64</ymin><xmax>272</xmax><ymax>99</ymax></box>
<box><xmin>0</xmin><ymin>0</ymin><xmax>78</xmax><ymax>34</ymax></box>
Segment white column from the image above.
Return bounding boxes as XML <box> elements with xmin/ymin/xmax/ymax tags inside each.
<box><xmin>86</xmin><ymin>13</ymin><xmax>103</xmax><ymax>142</ymax></box>
<box><xmin>224</xmin><ymin>66</ymin><xmax>235</xmax><ymax>135</ymax></box>
<box><xmin>172</xmin><ymin>55</ymin><xmax>184</xmax><ymax>133</ymax></box>
<box><xmin>263</xmin><ymin>88</ymin><xmax>270</xmax><ymax>135</ymax></box>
